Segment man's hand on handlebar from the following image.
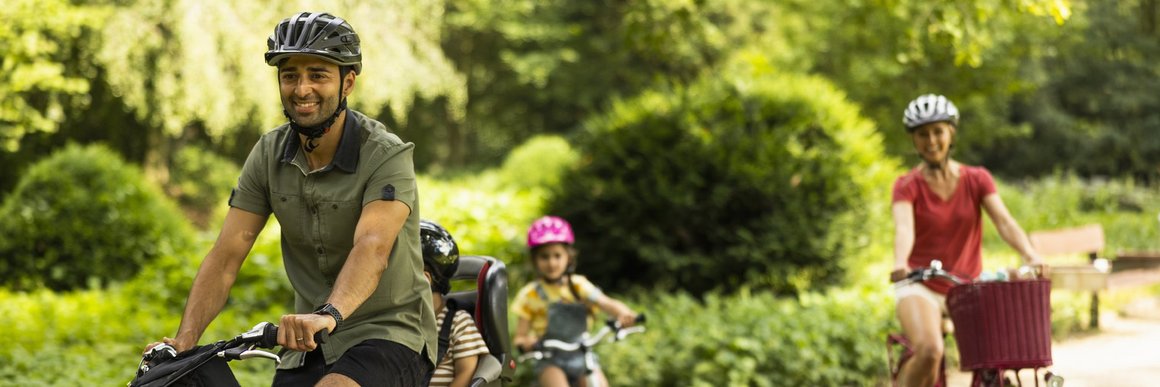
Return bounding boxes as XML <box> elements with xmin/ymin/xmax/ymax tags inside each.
<box><xmin>278</xmin><ymin>313</ymin><xmax>334</xmax><ymax>352</ymax></box>
<box><xmin>144</xmin><ymin>335</ymin><xmax>195</xmax><ymax>356</ymax></box>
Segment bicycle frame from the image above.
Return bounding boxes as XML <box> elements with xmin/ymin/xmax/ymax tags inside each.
<box><xmin>518</xmin><ymin>316</ymin><xmax>646</xmax><ymax>387</ymax></box>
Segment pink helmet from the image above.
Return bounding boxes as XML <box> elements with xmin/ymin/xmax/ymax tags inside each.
<box><xmin>527</xmin><ymin>216</ymin><xmax>575</xmax><ymax>249</ymax></box>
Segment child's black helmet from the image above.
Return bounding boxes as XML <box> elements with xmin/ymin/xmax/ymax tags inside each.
<box><xmin>266</xmin><ymin>12</ymin><xmax>362</xmax><ymax>74</ymax></box>
<box><xmin>420</xmin><ymin>219</ymin><xmax>459</xmax><ymax>295</ymax></box>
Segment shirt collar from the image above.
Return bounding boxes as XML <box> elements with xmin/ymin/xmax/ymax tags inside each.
<box><xmin>279</xmin><ymin>110</ymin><xmax>360</xmax><ymax>173</ymax></box>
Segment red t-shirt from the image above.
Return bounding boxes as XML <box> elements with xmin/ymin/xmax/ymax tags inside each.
<box><xmin>892</xmin><ymin>165</ymin><xmax>997</xmax><ymax>294</ymax></box>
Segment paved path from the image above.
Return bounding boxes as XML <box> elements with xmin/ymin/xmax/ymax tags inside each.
<box><xmin>946</xmin><ymin>302</ymin><xmax>1160</xmax><ymax>387</ymax></box>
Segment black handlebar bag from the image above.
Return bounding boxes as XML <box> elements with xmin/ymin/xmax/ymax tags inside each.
<box><xmin>130</xmin><ymin>342</ymin><xmax>241</xmax><ymax>387</ymax></box>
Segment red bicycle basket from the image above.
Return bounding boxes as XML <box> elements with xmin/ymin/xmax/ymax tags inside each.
<box><xmin>946</xmin><ymin>279</ymin><xmax>1053</xmax><ymax>371</ymax></box>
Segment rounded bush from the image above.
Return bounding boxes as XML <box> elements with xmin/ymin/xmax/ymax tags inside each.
<box><xmin>547</xmin><ymin>60</ymin><xmax>895</xmax><ymax>295</ymax></box>
<box><xmin>0</xmin><ymin>144</ymin><xmax>194</xmax><ymax>291</ymax></box>
<box><xmin>168</xmin><ymin>145</ymin><xmax>241</xmax><ymax>228</ymax></box>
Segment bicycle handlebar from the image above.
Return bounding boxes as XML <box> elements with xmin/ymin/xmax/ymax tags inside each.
<box><xmin>901</xmin><ymin>260</ymin><xmax>967</xmax><ymax>285</ymax></box>
<box><xmin>142</xmin><ymin>322</ymin><xmax>329</xmax><ymax>365</ymax></box>
<box><xmin>518</xmin><ymin>314</ymin><xmax>647</xmax><ymax>362</ymax></box>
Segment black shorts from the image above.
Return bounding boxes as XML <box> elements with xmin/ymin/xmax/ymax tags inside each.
<box><xmin>272</xmin><ymin>339</ymin><xmax>431</xmax><ymax>387</ymax></box>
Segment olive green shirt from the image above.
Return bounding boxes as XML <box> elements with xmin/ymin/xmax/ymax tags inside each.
<box><xmin>230</xmin><ymin>110</ymin><xmax>436</xmax><ymax>369</ymax></box>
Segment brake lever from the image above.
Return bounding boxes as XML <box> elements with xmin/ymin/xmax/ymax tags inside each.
<box><xmin>238</xmin><ymin>349</ymin><xmax>282</xmax><ymax>365</ymax></box>
<box><xmin>218</xmin><ymin>345</ymin><xmax>282</xmax><ymax>365</ymax></box>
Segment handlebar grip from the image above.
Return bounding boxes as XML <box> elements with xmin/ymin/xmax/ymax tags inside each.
<box><xmin>605</xmin><ymin>313</ymin><xmax>648</xmax><ymax>328</ymax></box>
<box><xmin>260</xmin><ymin>322</ymin><xmax>280</xmax><ymax>348</ymax></box>
<box><xmin>262</xmin><ymin>325</ymin><xmax>329</xmax><ymax>347</ymax></box>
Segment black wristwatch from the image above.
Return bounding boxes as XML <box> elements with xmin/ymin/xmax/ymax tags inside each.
<box><xmin>313</xmin><ymin>303</ymin><xmax>344</xmax><ymax>332</ymax></box>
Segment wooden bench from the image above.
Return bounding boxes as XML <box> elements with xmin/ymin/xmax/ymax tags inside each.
<box><xmin>1029</xmin><ymin>224</ymin><xmax>1111</xmax><ymax>328</ymax></box>
<box><xmin>1109</xmin><ymin>251</ymin><xmax>1160</xmax><ymax>290</ymax></box>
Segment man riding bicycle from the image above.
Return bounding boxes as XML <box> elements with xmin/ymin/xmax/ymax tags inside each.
<box><xmin>890</xmin><ymin>94</ymin><xmax>1046</xmax><ymax>387</ymax></box>
<box><xmin>144</xmin><ymin>11</ymin><xmax>435</xmax><ymax>386</ymax></box>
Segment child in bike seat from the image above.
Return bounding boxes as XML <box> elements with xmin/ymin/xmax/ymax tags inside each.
<box><xmin>511</xmin><ymin>215</ymin><xmax>638</xmax><ymax>387</ymax></box>
<box><xmin>420</xmin><ymin>220</ymin><xmax>490</xmax><ymax>387</ymax></box>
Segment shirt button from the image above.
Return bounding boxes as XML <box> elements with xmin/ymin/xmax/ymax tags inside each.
<box><xmin>316</xmin><ymin>247</ymin><xmax>324</xmax><ymax>254</ymax></box>
<box><xmin>311</xmin><ymin>206</ymin><xmax>317</xmax><ymax>214</ymax></box>
<box><xmin>280</xmin><ymin>197</ymin><xmax>287</xmax><ymax>202</ymax></box>
<box><xmin>332</xmin><ymin>204</ymin><xmax>338</xmax><ymax>209</ymax></box>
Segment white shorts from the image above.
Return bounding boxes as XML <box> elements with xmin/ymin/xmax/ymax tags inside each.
<box><xmin>893</xmin><ymin>281</ymin><xmax>947</xmax><ymax>315</ymax></box>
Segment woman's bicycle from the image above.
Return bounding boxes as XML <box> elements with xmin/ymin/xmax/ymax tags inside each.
<box><xmin>517</xmin><ymin>314</ymin><xmax>647</xmax><ymax>387</ymax></box>
<box><xmin>129</xmin><ymin>322</ymin><xmax>327</xmax><ymax>387</ymax></box>
<box><xmin>887</xmin><ymin>260</ymin><xmax>1065</xmax><ymax>387</ymax></box>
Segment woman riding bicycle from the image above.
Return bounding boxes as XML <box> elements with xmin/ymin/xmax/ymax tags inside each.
<box><xmin>890</xmin><ymin>94</ymin><xmax>1046</xmax><ymax>387</ymax></box>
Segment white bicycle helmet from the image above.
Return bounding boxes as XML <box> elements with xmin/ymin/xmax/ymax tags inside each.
<box><xmin>902</xmin><ymin>94</ymin><xmax>959</xmax><ymax>131</ymax></box>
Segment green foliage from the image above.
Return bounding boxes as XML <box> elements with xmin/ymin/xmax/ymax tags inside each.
<box><xmin>96</xmin><ymin>0</ymin><xmax>464</xmax><ymax>141</ymax></box>
<box><xmin>168</xmin><ymin>145</ymin><xmax>241</xmax><ymax>228</ymax></box>
<box><xmin>547</xmin><ymin>54</ymin><xmax>896</xmax><ymax>294</ymax></box>
<box><xmin>987</xmin><ymin>0</ymin><xmax>1160</xmax><ymax>180</ymax></box>
<box><xmin>789</xmin><ymin>0</ymin><xmax>1074</xmax><ymax>166</ymax></box>
<box><xmin>497</xmin><ymin>135</ymin><xmax>579</xmax><ymax>190</ymax></box>
<box><xmin>432</xmin><ymin>0</ymin><xmax>795</xmax><ymax>166</ymax></box>
<box><xmin>988</xmin><ymin>172</ymin><xmax>1160</xmax><ymax>255</ymax></box>
<box><xmin>0</xmin><ymin>144</ymin><xmax>194</xmax><ymax>291</ymax></box>
<box><xmin>0</xmin><ymin>0</ymin><xmax>108</xmax><ymax>151</ymax></box>
<box><xmin>0</xmin><ymin>287</ymin><xmax>285</xmax><ymax>386</ymax></box>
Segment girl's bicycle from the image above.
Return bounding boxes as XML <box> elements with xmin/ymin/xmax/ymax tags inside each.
<box><xmin>887</xmin><ymin>260</ymin><xmax>1065</xmax><ymax>387</ymax></box>
<box><xmin>517</xmin><ymin>314</ymin><xmax>647</xmax><ymax>387</ymax></box>
<box><xmin>129</xmin><ymin>322</ymin><xmax>326</xmax><ymax>387</ymax></box>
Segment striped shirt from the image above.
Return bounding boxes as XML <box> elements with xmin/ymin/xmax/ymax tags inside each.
<box><xmin>428</xmin><ymin>306</ymin><xmax>490</xmax><ymax>387</ymax></box>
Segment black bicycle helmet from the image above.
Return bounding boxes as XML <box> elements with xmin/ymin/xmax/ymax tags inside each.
<box><xmin>420</xmin><ymin>219</ymin><xmax>460</xmax><ymax>295</ymax></box>
<box><xmin>902</xmin><ymin>94</ymin><xmax>959</xmax><ymax>132</ymax></box>
<box><xmin>266</xmin><ymin>12</ymin><xmax>362</xmax><ymax>74</ymax></box>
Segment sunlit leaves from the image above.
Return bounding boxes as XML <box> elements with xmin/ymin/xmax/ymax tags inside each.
<box><xmin>0</xmin><ymin>0</ymin><xmax>108</xmax><ymax>151</ymax></box>
<box><xmin>97</xmin><ymin>0</ymin><xmax>465</xmax><ymax>140</ymax></box>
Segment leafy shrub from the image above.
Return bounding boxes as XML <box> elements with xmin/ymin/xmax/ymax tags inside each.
<box><xmin>167</xmin><ymin>145</ymin><xmax>240</xmax><ymax>229</ymax></box>
<box><xmin>0</xmin><ymin>144</ymin><xmax>194</xmax><ymax>291</ymax></box>
<box><xmin>547</xmin><ymin>55</ymin><xmax>896</xmax><ymax>294</ymax></box>
<box><xmin>498</xmin><ymin>135</ymin><xmax>579</xmax><ymax>191</ymax></box>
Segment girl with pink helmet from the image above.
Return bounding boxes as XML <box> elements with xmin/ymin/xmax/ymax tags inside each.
<box><xmin>511</xmin><ymin>216</ymin><xmax>638</xmax><ymax>387</ymax></box>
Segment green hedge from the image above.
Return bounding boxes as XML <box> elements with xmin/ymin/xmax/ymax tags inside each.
<box><xmin>0</xmin><ymin>144</ymin><xmax>194</xmax><ymax>291</ymax></box>
<box><xmin>548</xmin><ymin>55</ymin><xmax>897</xmax><ymax>295</ymax></box>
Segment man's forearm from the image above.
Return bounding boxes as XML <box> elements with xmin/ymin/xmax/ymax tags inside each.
<box><xmin>326</xmin><ymin>235</ymin><xmax>391</xmax><ymax>319</ymax></box>
<box><xmin>173</xmin><ymin>260</ymin><xmax>238</xmax><ymax>350</ymax></box>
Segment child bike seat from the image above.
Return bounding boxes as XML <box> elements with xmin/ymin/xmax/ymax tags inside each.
<box><xmin>446</xmin><ymin>255</ymin><xmax>516</xmax><ymax>386</ymax></box>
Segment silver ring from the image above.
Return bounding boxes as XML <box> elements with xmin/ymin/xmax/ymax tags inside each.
<box><xmin>296</xmin><ymin>338</ymin><xmax>304</xmax><ymax>341</ymax></box>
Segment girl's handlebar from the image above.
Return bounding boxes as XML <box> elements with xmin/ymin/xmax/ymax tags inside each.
<box><xmin>518</xmin><ymin>314</ymin><xmax>647</xmax><ymax>361</ymax></box>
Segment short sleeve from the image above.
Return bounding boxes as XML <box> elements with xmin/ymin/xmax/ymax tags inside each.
<box><xmin>973</xmin><ymin>167</ymin><xmax>998</xmax><ymax>200</ymax></box>
<box><xmin>510</xmin><ymin>283</ymin><xmax>539</xmax><ymax>320</ymax></box>
<box><xmin>451</xmin><ymin>310</ymin><xmax>490</xmax><ymax>360</ymax></box>
<box><xmin>363</xmin><ymin>142</ymin><xmax>417</xmax><ymax>212</ymax></box>
<box><xmin>892</xmin><ymin>172</ymin><xmax>918</xmax><ymax>204</ymax></box>
<box><xmin>572</xmin><ymin>275</ymin><xmax>605</xmax><ymax>304</ymax></box>
<box><xmin>230</xmin><ymin>140</ymin><xmax>272</xmax><ymax>216</ymax></box>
